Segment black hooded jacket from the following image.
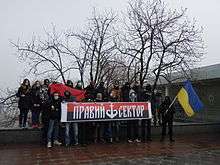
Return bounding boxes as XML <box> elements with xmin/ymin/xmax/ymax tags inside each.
<box><xmin>48</xmin><ymin>98</ymin><xmax>62</xmax><ymax>120</ymax></box>
<box><xmin>96</xmin><ymin>84</ymin><xmax>107</xmax><ymax>101</ymax></box>
<box><xmin>16</xmin><ymin>85</ymin><xmax>31</xmax><ymax>109</ymax></box>
<box><xmin>159</xmin><ymin>99</ymin><xmax>175</xmax><ymax>121</ymax></box>
<box><xmin>121</xmin><ymin>83</ymin><xmax>130</xmax><ymax>102</ymax></box>
<box><xmin>30</xmin><ymin>86</ymin><xmax>42</xmax><ymax>108</ymax></box>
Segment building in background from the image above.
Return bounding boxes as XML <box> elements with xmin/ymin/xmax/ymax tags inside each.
<box><xmin>158</xmin><ymin>63</ymin><xmax>220</xmax><ymax>123</ymax></box>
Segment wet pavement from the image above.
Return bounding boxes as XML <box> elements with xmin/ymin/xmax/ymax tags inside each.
<box><xmin>0</xmin><ymin>134</ymin><xmax>220</xmax><ymax>165</ymax></box>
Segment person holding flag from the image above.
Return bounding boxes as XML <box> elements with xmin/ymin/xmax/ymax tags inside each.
<box><xmin>159</xmin><ymin>80</ymin><xmax>204</xmax><ymax>142</ymax></box>
<box><xmin>158</xmin><ymin>96</ymin><xmax>175</xmax><ymax>142</ymax></box>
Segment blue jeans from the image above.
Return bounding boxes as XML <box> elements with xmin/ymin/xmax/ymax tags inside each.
<box><xmin>47</xmin><ymin>119</ymin><xmax>59</xmax><ymax>142</ymax></box>
<box><xmin>19</xmin><ymin>108</ymin><xmax>29</xmax><ymax>127</ymax></box>
<box><xmin>65</xmin><ymin>122</ymin><xmax>78</xmax><ymax>145</ymax></box>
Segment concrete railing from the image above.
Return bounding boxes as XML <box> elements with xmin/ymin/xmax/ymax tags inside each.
<box><xmin>0</xmin><ymin>122</ymin><xmax>220</xmax><ymax>144</ymax></box>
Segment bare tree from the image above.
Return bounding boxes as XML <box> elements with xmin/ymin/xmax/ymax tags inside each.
<box><xmin>117</xmin><ymin>0</ymin><xmax>204</xmax><ymax>90</ymax></box>
<box><xmin>12</xmin><ymin>26</ymin><xmax>78</xmax><ymax>84</ymax></box>
<box><xmin>67</xmin><ymin>10</ymin><xmax>118</xmax><ymax>87</ymax></box>
<box><xmin>0</xmin><ymin>89</ymin><xmax>18</xmax><ymax>128</ymax></box>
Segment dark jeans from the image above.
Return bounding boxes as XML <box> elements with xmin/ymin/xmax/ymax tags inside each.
<box><xmin>79</xmin><ymin>122</ymin><xmax>87</xmax><ymax>145</ymax></box>
<box><xmin>94</xmin><ymin>122</ymin><xmax>105</xmax><ymax>142</ymax></box>
<box><xmin>127</xmin><ymin>120</ymin><xmax>140</xmax><ymax>140</ymax></box>
<box><xmin>32</xmin><ymin>107</ymin><xmax>41</xmax><ymax>125</ymax></box>
<box><xmin>19</xmin><ymin>108</ymin><xmax>29</xmax><ymax>127</ymax></box>
<box><xmin>141</xmin><ymin>119</ymin><xmax>151</xmax><ymax>141</ymax></box>
<box><xmin>110</xmin><ymin>121</ymin><xmax>120</xmax><ymax>141</ymax></box>
<box><xmin>103</xmin><ymin>122</ymin><xmax>112</xmax><ymax>141</ymax></box>
<box><xmin>161</xmin><ymin>118</ymin><xmax>173</xmax><ymax>140</ymax></box>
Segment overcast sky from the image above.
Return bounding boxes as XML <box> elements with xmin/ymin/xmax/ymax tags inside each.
<box><xmin>0</xmin><ymin>0</ymin><xmax>220</xmax><ymax>88</ymax></box>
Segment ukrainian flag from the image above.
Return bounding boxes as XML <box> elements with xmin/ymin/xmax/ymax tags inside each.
<box><xmin>177</xmin><ymin>80</ymin><xmax>203</xmax><ymax>117</ymax></box>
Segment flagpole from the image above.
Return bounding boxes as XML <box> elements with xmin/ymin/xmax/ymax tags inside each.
<box><xmin>165</xmin><ymin>95</ymin><xmax>177</xmax><ymax>114</ymax></box>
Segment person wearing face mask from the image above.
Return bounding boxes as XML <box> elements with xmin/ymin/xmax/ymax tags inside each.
<box><xmin>141</xmin><ymin>84</ymin><xmax>153</xmax><ymax>142</ymax></box>
<box><xmin>93</xmin><ymin>93</ymin><xmax>105</xmax><ymax>143</ymax></box>
<box><xmin>66</xmin><ymin>80</ymin><xmax>74</xmax><ymax>88</ymax></box>
<box><xmin>47</xmin><ymin>92</ymin><xmax>62</xmax><ymax>148</ymax></box>
<box><xmin>158</xmin><ymin>96</ymin><xmax>175</xmax><ymax>142</ymax></box>
<box><xmin>63</xmin><ymin>90</ymin><xmax>78</xmax><ymax>147</ymax></box>
<box><xmin>85</xmin><ymin>81</ymin><xmax>96</xmax><ymax>101</ymax></box>
<box><xmin>40</xmin><ymin>79</ymin><xmax>51</xmax><ymax>144</ymax></box>
<box><xmin>81</xmin><ymin>81</ymin><xmax>96</xmax><ymax>145</ymax></box>
<box><xmin>75</xmin><ymin>81</ymin><xmax>83</xmax><ymax>90</ymax></box>
<box><xmin>96</xmin><ymin>82</ymin><xmax>108</xmax><ymax>101</ymax></box>
<box><xmin>16</xmin><ymin>79</ymin><xmax>31</xmax><ymax>128</ymax></box>
<box><xmin>108</xmin><ymin>82</ymin><xmax>122</xmax><ymax>143</ymax></box>
<box><xmin>30</xmin><ymin>81</ymin><xmax>42</xmax><ymax>128</ymax></box>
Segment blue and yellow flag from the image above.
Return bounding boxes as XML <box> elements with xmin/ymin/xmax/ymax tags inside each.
<box><xmin>177</xmin><ymin>80</ymin><xmax>203</xmax><ymax>117</ymax></box>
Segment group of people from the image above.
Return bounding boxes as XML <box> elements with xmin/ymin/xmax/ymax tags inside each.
<box><xmin>16</xmin><ymin>78</ymin><xmax>175</xmax><ymax>148</ymax></box>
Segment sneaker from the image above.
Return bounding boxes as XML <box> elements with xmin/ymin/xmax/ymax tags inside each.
<box><xmin>54</xmin><ymin>140</ymin><xmax>62</xmax><ymax>146</ymax></box>
<box><xmin>73</xmin><ymin>142</ymin><xmax>79</xmax><ymax>146</ymax></box>
<box><xmin>170</xmin><ymin>139</ymin><xmax>175</xmax><ymax>142</ymax></box>
<box><xmin>128</xmin><ymin>139</ymin><xmax>133</xmax><ymax>143</ymax></box>
<box><xmin>135</xmin><ymin>139</ymin><xmax>141</xmax><ymax>143</ymax></box>
<box><xmin>47</xmin><ymin>142</ymin><xmax>52</xmax><ymax>148</ymax></box>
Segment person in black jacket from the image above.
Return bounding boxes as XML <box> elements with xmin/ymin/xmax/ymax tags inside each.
<box><xmin>47</xmin><ymin>92</ymin><xmax>62</xmax><ymax>148</ymax></box>
<box><xmin>75</xmin><ymin>80</ymin><xmax>83</xmax><ymax>90</ymax></box>
<box><xmin>141</xmin><ymin>84</ymin><xmax>152</xmax><ymax>142</ymax></box>
<box><xmin>93</xmin><ymin>82</ymin><xmax>107</xmax><ymax>143</ymax></box>
<box><xmin>66</xmin><ymin>80</ymin><xmax>74</xmax><ymax>88</ymax></box>
<box><xmin>93</xmin><ymin>93</ymin><xmax>106</xmax><ymax>143</ymax></box>
<box><xmin>85</xmin><ymin>81</ymin><xmax>96</xmax><ymax>101</ymax></box>
<box><xmin>16</xmin><ymin>79</ymin><xmax>31</xmax><ymax>128</ymax></box>
<box><xmin>121</xmin><ymin>82</ymin><xmax>130</xmax><ymax>102</ymax></box>
<box><xmin>30</xmin><ymin>81</ymin><xmax>42</xmax><ymax>128</ymax></box>
<box><xmin>96</xmin><ymin>82</ymin><xmax>107</xmax><ymax>101</ymax></box>
<box><xmin>83</xmin><ymin>81</ymin><xmax>96</xmax><ymax>144</ymax></box>
<box><xmin>158</xmin><ymin>96</ymin><xmax>175</xmax><ymax>142</ymax></box>
<box><xmin>40</xmin><ymin>79</ymin><xmax>51</xmax><ymax>143</ymax></box>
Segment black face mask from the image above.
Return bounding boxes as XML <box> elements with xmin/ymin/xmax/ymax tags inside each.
<box><xmin>65</xmin><ymin>94</ymin><xmax>70</xmax><ymax>98</ymax></box>
<box><xmin>114</xmin><ymin>86</ymin><xmax>119</xmax><ymax>90</ymax></box>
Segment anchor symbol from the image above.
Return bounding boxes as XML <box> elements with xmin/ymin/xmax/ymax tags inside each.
<box><xmin>106</xmin><ymin>103</ymin><xmax>118</xmax><ymax>119</ymax></box>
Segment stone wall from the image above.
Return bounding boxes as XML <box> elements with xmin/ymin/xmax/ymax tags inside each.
<box><xmin>0</xmin><ymin>123</ymin><xmax>220</xmax><ymax>144</ymax></box>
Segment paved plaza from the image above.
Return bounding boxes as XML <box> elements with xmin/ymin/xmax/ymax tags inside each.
<box><xmin>0</xmin><ymin>134</ymin><xmax>220</xmax><ymax>165</ymax></box>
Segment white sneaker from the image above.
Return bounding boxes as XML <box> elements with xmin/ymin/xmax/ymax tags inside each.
<box><xmin>47</xmin><ymin>142</ymin><xmax>52</xmax><ymax>148</ymax></box>
<box><xmin>128</xmin><ymin>139</ymin><xmax>133</xmax><ymax>143</ymax></box>
<box><xmin>54</xmin><ymin>140</ymin><xmax>62</xmax><ymax>146</ymax></box>
<box><xmin>135</xmin><ymin>139</ymin><xmax>141</xmax><ymax>143</ymax></box>
<box><xmin>73</xmin><ymin>142</ymin><xmax>79</xmax><ymax>146</ymax></box>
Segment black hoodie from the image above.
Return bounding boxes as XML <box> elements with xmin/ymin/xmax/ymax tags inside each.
<box><xmin>16</xmin><ymin>85</ymin><xmax>31</xmax><ymax>109</ymax></box>
<box><xmin>48</xmin><ymin>98</ymin><xmax>62</xmax><ymax>120</ymax></box>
